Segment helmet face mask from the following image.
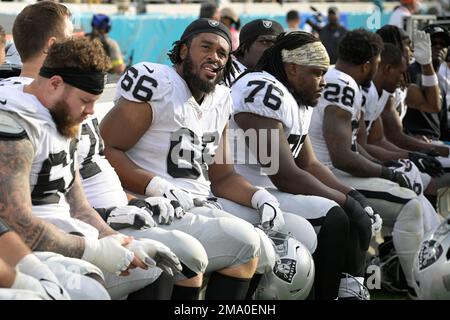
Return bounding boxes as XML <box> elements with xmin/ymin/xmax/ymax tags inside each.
<box><xmin>413</xmin><ymin>217</ymin><xmax>450</xmax><ymax>299</ymax></box>
<box><xmin>255</xmin><ymin>231</ymin><xmax>315</xmax><ymax>300</ymax></box>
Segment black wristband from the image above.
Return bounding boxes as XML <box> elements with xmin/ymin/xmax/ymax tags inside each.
<box><xmin>380</xmin><ymin>166</ymin><xmax>394</xmax><ymax>181</ymax></box>
<box><xmin>93</xmin><ymin>207</ymin><xmax>116</xmax><ymax>222</ymax></box>
<box><xmin>0</xmin><ymin>217</ymin><xmax>11</xmax><ymax>236</ymax></box>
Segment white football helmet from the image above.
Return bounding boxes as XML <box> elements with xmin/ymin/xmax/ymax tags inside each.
<box><xmin>255</xmin><ymin>231</ymin><xmax>315</xmax><ymax>300</ymax></box>
<box><xmin>413</xmin><ymin>216</ymin><xmax>450</xmax><ymax>300</ymax></box>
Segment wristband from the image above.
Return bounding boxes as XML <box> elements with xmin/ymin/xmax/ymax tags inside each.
<box><xmin>421</xmin><ymin>74</ymin><xmax>438</xmax><ymax>87</ymax></box>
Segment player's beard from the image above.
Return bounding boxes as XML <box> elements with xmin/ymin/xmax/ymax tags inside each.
<box><xmin>50</xmin><ymin>99</ymin><xmax>82</xmax><ymax>138</ymax></box>
<box><xmin>182</xmin><ymin>53</ymin><xmax>222</xmax><ymax>94</ymax></box>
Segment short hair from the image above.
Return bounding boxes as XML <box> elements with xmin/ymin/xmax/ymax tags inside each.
<box><xmin>338</xmin><ymin>28</ymin><xmax>384</xmax><ymax>65</ymax></box>
<box><xmin>286</xmin><ymin>10</ymin><xmax>300</xmax><ymax>22</ymax></box>
<box><xmin>199</xmin><ymin>2</ymin><xmax>218</xmax><ymax>19</ymax></box>
<box><xmin>380</xmin><ymin>43</ymin><xmax>404</xmax><ymax>67</ymax></box>
<box><xmin>12</xmin><ymin>1</ymin><xmax>71</xmax><ymax>62</ymax></box>
<box><xmin>253</xmin><ymin>31</ymin><xmax>319</xmax><ymax>89</ymax></box>
<box><xmin>0</xmin><ymin>25</ymin><xmax>5</xmax><ymax>45</ymax></box>
<box><xmin>43</xmin><ymin>37</ymin><xmax>110</xmax><ymax>73</ymax></box>
<box><xmin>376</xmin><ymin>25</ymin><xmax>405</xmax><ymax>56</ymax></box>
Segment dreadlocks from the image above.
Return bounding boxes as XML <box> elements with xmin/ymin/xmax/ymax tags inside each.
<box><xmin>253</xmin><ymin>31</ymin><xmax>319</xmax><ymax>89</ymax></box>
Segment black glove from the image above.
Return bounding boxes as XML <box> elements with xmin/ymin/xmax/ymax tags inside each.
<box><xmin>425</xmin><ymin>149</ymin><xmax>442</xmax><ymax>158</ymax></box>
<box><xmin>347</xmin><ymin>190</ymin><xmax>382</xmax><ymax>235</ymax></box>
<box><xmin>380</xmin><ymin>166</ymin><xmax>413</xmax><ymax>190</ymax></box>
<box><xmin>341</xmin><ymin>195</ymin><xmax>372</xmax><ymax>250</ymax></box>
<box><xmin>408</xmin><ymin>152</ymin><xmax>444</xmax><ymax>177</ymax></box>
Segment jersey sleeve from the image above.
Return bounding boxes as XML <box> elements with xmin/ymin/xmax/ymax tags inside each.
<box><xmin>116</xmin><ymin>62</ymin><xmax>172</xmax><ymax>104</ymax></box>
<box><xmin>320</xmin><ymin>73</ymin><xmax>360</xmax><ymax>115</ymax></box>
<box><xmin>231</xmin><ymin>74</ymin><xmax>287</xmax><ymax>124</ymax></box>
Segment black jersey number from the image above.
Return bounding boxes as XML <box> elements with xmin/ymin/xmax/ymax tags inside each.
<box><xmin>244</xmin><ymin>80</ymin><xmax>283</xmax><ymax>110</ymax></box>
<box><xmin>288</xmin><ymin>134</ymin><xmax>307</xmax><ymax>158</ymax></box>
<box><xmin>120</xmin><ymin>66</ymin><xmax>158</xmax><ymax>102</ymax></box>
<box><xmin>80</xmin><ymin>118</ymin><xmax>104</xmax><ymax>179</ymax></box>
<box><xmin>167</xmin><ymin>128</ymin><xmax>219</xmax><ymax>180</ymax></box>
<box><xmin>323</xmin><ymin>83</ymin><xmax>356</xmax><ymax>108</ymax></box>
<box><xmin>31</xmin><ymin>139</ymin><xmax>77</xmax><ymax>205</ymax></box>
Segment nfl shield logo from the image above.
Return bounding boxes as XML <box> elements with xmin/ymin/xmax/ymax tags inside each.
<box><xmin>262</xmin><ymin>20</ymin><xmax>273</xmax><ymax>29</ymax></box>
<box><xmin>208</xmin><ymin>20</ymin><xmax>220</xmax><ymax>27</ymax></box>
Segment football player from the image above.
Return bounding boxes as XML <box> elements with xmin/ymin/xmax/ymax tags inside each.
<box><xmin>230</xmin><ymin>31</ymin><xmax>375</xmax><ymax>300</ymax></box>
<box><xmin>101</xmin><ymin>19</ymin><xmax>282</xmax><ymax>300</ymax></box>
<box><xmin>308</xmin><ymin>29</ymin><xmax>426</xmax><ymax>297</ymax></box>
<box><xmin>0</xmin><ymin>38</ymin><xmax>181</xmax><ymax>300</ymax></box>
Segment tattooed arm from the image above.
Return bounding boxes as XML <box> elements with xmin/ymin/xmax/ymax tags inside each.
<box><xmin>66</xmin><ymin>172</ymin><xmax>116</xmax><ymax>238</ymax></box>
<box><xmin>0</xmin><ymin>138</ymin><xmax>85</xmax><ymax>258</ymax></box>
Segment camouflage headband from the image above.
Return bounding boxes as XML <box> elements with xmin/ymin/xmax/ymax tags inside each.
<box><xmin>281</xmin><ymin>41</ymin><xmax>330</xmax><ymax>69</ymax></box>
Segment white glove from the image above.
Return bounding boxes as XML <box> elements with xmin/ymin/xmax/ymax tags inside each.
<box><xmin>413</xmin><ymin>30</ymin><xmax>432</xmax><ymax>65</ymax></box>
<box><xmin>126</xmin><ymin>238</ymin><xmax>182</xmax><ymax>276</ymax></box>
<box><xmin>82</xmin><ymin>235</ymin><xmax>134</xmax><ymax>275</ymax></box>
<box><xmin>251</xmin><ymin>189</ymin><xmax>285</xmax><ymax>232</ymax></box>
<box><xmin>107</xmin><ymin>205</ymin><xmax>156</xmax><ymax>230</ymax></box>
<box><xmin>14</xmin><ymin>254</ymin><xmax>70</xmax><ymax>300</ymax></box>
<box><xmin>144</xmin><ymin>197</ymin><xmax>185</xmax><ymax>225</ymax></box>
<box><xmin>146</xmin><ymin>176</ymin><xmax>195</xmax><ymax>210</ymax></box>
<box><xmin>364</xmin><ymin>206</ymin><xmax>383</xmax><ymax>236</ymax></box>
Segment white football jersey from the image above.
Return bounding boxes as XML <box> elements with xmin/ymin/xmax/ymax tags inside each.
<box><xmin>393</xmin><ymin>87</ymin><xmax>408</xmax><ymax>121</ymax></box>
<box><xmin>78</xmin><ymin>116</ymin><xmax>128</xmax><ymax>208</ymax></box>
<box><xmin>230</xmin><ymin>71</ymin><xmax>313</xmax><ymax>188</ymax></box>
<box><xmin>116</xmin><ymin>62</ymin><xmax>232</xmax><ymax>197</ymax></box>
<box><xmin>363</xmin><ymin>81</ymin><xmax>391</xmax><ymax>134</ymax></box>
<box><xmin>227</xmin><ymin>58</ymin><xmax>247</xmax><ymax>86</ymax></box>
<box><xmin>0</xmin><ymin>76</ymin><xmax>33</xmax><ymax>87</ymax></box>
<box><xmin>0</xmin><ymin>85</ymin><xmax>98</xmax><ymax>239</ymax></box>
<box><xmin>309</xmin><ymin>66</ymin><xmax>363</xmax><ymax>168</ymax></box>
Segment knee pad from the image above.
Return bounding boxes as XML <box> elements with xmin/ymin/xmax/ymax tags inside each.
<box><xmin>254</xmin><ymin>228</ymin><xmax>276</xmax><ymax>274</ymax></box>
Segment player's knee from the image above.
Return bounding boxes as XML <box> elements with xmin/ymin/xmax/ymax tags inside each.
<box><xmin>226</xmin><ymin>218</ymin><xmax>261</xmax><ymax>264</ymax></box>
<box><xmin>254</xmin><ymin>227</ymin><xmax>276</xmax><ymax>274</ymax></box>
<box><xmin>169</xmin><ymin>230</ymin><xmax>208</xmax><ymax>277</ymax></box>
<box><xmin>323</xmin><ymin>206</ymin><xmax>350</xmax><ymax>237</ymax></box>
<box><xmin>395</xmin><ymin>198</ymin><xmax>423</xmax><ymax>231</ymax></box>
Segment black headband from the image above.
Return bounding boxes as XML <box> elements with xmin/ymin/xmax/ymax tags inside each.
<box><xmin>39</xmin><ymin>67</ymin><xmax>107</xmax><ymax>95</ymax></box>
<box><xmin>180</xmin><ymin>18</ymin><xmax>232</xmax><ymax>48</ymax></box>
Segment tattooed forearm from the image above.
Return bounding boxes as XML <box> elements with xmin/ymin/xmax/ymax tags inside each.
<box><xmin>66</xmin><ymin>173</ymin><xmax>116</xmax><ymax>238</ymax></box>
<box><xmin>0</xmin><ymin>138</ymin><xmax>85</xmax><ymax>257</ymax></box>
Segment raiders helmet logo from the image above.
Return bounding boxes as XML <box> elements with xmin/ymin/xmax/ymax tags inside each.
<box><xmin>262</xmin><ymin>20</ymin><xmax>273</xmax><ymax>29</ymax></box>
<box><xmin>273</xmin><ymin>258</ymin><xmax>297</xmax><ymax>283</ymax></box>
<box><xmin>418</xmin><ymin>240</ymin><xmax>443</xmax><ymax>271</ymax></box>
<box><xmin>208</xmin><ymin>20</ymin><xmax>220</xmax><ymax>27</ymax></box>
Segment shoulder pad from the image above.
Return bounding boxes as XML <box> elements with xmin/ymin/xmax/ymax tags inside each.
<box><xmin>0</xmin><ymin>112</ymin><xmax>27</xmax><ymax>139</ymax></box>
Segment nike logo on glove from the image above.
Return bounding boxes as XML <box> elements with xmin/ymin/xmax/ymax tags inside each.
<box><xmin>0</xmin><ymin>99</ymin><xmax>7</xmax><ymax>105</ymax></box>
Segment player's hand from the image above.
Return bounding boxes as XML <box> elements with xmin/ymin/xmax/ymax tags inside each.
<box><xmin>341</xmin><ymin>195</ymin><xmax>372</xmax><ymax>249</ymax></box>
<box><xmin>106</xmin><ymin>205</ymin><xmax>156</xmax><ymax>230</ymax></box>
<box><xmin>14</xmin><ymin>254</ymin><xmax>70</xmax><ymax>300</ymax></box>
<box><xmin>413</xmin><ymin>30</ymin><xmax>432</xmax><ymax>65</ymax></box>
<box><xmin>380</xmin><ymin>166</ymin><xmax>413</xmax><ymax>190</ymax></box>
<box><xmin>347</xmin><ymin>190</ymin><xmax>382</xmax><ymax>236</ymax></box>
<box><xmin>129</xmin><ymin>197</ymin><xmax>185</xmax><ymax>225</ymax></box>
<box><xmin>126</xmin><ymin>238</ymin><xmax>182</xmax><ymax>276</ymax></box>
<box><xmin>408</xmin><ymin>152</ymin><xmax>444</xmax><ymax>177</ymax></box>
<box><xmin>82</xmin><ymin>235</ymin><xmax>135</xmax><ymax>275</ymax></box>
<box><xmin>251</xmin><ymin>189</ymin><xmax>285</xmax><ymax>232</ymax></box>
<box><xmin>145</xmin><ymin>176</ymin><xmax>195</xmax><ymax>210</ymax></box>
